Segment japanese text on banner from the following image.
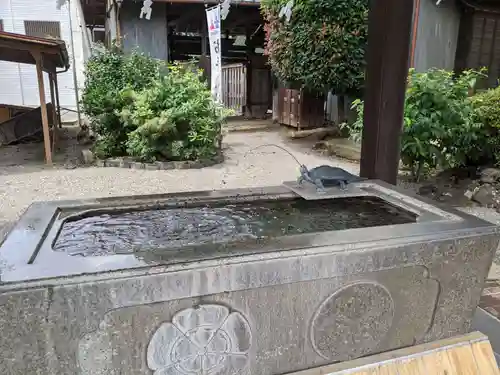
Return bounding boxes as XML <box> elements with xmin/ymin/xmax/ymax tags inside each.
<box><xmin>206</xmin><ymin>5</ymin><xmax>222</xmax><ymax>102</ymax></box>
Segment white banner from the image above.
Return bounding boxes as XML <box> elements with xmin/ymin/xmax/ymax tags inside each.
<box><xmin>206</xmin><ymin>5</ymin><xmax>222</xmax><ymax>102</ymax></box>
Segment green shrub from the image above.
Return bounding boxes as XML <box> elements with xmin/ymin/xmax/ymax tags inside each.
<box><xmin>81</xmin><ymin>45</ymin><xmax>163</xmax><ymax>157</ymax></box>
<box><xmin>343</xmin><ymin>68</ymin><xmax>488</xmax><ymax>180</ymax></box>
<box><xmin>261</xmin><ymin>0</ymin><xmax>368</xmax><ymax>96</ymax></box>
<box><xmin>471</xmin><ymin>86</ymin><xmax>500</xmax><ymax>164</ymax></box>
<box><xmin>473</xmin><ymin>87</ymin><xmax>500</xmax><ymax>128</ymax></box>
<box><xmin>119</xmin><ymin>64</ymin><xmax>227</xmax><ymax>162</ymax></box>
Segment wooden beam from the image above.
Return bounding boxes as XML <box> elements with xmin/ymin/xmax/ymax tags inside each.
<box><xmin>0</xmin><ymin>39</ymin><xmax>60</xmax><ymax>54</ymax></box>
<box><xmin>359</xmin><ymin>0</ymin><xmax>414</xmax><ymax>184</ymax></box>
<box><xmin>34</xmin><ymin>53</ymin><xmax>52</xmax><ymax>165</ymax></box>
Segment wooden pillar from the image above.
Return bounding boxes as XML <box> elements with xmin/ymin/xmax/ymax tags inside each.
<box><xmin>34</xmin><ymin>53</ymin><xmax>52</xmax><ymax>165</ymax></box>
<box><xmin>53</xmin><ymin>72</ymin><xmax>62</xmax><ymax>128</ymax></box>
<box><xmin>454</xmin><ymin>8</ymin><xmax>474</xmax><ymax>75</ymax></box>
<box><xmin>359</xmin><ymin>0</ymin><xmax>414</xmax><ymax>185</ymax></box>
<box><xmin>48</xmin><ymin>72</ymin><xmax>58</xmax><ymax>127</ymax></box>
<box><xmin>48</xmin><ymin>71</ymin><xmax>58</xmax><ymax>150</ymax></box>
<box><xmin>201</xmin><ymin>16</ymin><xmax>208</xmax><ymax>56</ymax></box>
<box><xmin>116</xmin><ymin>4</ymin><xmax>123</xmax><ymax>47</ymax></box>
<box><xmin>245</xmin><ymin>27</ymin><xmax>253</xmax><ymax>118</ymax></box>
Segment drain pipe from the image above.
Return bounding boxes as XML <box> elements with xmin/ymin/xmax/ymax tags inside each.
<box><xmin>66</xmin><ymin>0</ymin><xmax>82</xmax><ymax>126</ymax></box>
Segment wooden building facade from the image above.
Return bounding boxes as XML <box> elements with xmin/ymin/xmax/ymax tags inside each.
<box><xmin>81</xmin><ymin>0</ymin><xmax>272</xmax><ymax>117</ymax></box>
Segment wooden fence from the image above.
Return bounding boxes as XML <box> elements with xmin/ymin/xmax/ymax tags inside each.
<box><xmin>222</xmin><ymin>63</ymin><xmax>246</xmax><ymax>116</ymax></box>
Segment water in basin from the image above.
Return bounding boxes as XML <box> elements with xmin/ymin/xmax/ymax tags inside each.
<box><xmin>53</xmin><ymin>196</ymin><xmax>417</xmax><ymax>257</ymax></box>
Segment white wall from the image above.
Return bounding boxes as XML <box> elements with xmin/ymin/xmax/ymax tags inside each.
<box><xmin>0</xmin><ymin>0</ymin><xmax>86</xmax><ymax>113</ymax></box>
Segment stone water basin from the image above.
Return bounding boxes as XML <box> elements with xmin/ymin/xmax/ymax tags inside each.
<box><xmin>0</xmin><ymin>180</ymin><xmax>498</xmax><ymax>375</ymax></box>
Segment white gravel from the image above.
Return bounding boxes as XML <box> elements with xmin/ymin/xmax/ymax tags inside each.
<box><xmin>0</xmin><ymin>130</ymin><xmax>358</xmax><ymax>226</ymax></box>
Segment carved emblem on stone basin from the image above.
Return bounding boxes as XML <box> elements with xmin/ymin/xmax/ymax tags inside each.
<box><xmin>147</xmin><ymin>304</ymin><xmax>252</xmax><ymax>375</ymax></box>
<box><xmin>311</xmin><ymin>282</ymin><xmax>395</xmax><ymax>361</ymax></box>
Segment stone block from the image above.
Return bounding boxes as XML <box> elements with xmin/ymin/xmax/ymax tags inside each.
<box><xmin>0</xmin><ymin>182</ymin><xmax>498</xmax><ymax>374</ymax></box>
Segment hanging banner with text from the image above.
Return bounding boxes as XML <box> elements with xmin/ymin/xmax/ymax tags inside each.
<box><xmin>206</xmin><ymin>5</ymin><xmax>222</xmax><ymax>102</ymax></box>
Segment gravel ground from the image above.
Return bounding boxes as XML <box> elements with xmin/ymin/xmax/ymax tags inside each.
<box><xmin>0</xmin><ymin>129</ymin><xmax>358</xmax><ymax>230</ymax></box>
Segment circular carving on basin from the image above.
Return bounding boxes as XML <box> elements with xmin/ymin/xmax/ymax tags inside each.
<box><xmin>147</xmin><ymin>304</ymin><xmax>252</xmax><ymax>375</ymax></box>
<box><xmin>311</xmin><ymin>282</ymin><xmax>394</xmax><ymax>361</ymax></box>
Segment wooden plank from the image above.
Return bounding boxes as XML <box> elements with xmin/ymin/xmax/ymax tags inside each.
<box><xmin>373</xmin><ymin>362</ymin><xmax>402</xmax><ymax>375</ymax></box>
<box><xmin>286</xmin><ymin>332</ymin><xmax>499</xmax><ymax>375</ymax></box>
<box><xmin>0</xmin><ymin>107</ymin><xmax>9</xmax><ymax>123</ymax></box>
<box><xmin>396</xmin><ymin>357</ymin><xmax>429</xmax><ymax>375</ymax></box>
<box><xmin>34</xmin><ymin>52</ymin><xmax>52</xmax><ymax>164</ymax></box>
<box><xmin>421</xmin><ymin>346</ymin><xmax>456</xmax><ymax>374</ymax></box>
<box><xmin>471</xmin><ymin>341</ymin><xmax>499</xmax><ymax>375</ymax></box>
<box><xmin>446</xmin><ymin>345</ymin><xmax>480</xmax><ymax>375</ymax></box>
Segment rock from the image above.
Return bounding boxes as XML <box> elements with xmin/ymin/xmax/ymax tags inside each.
<box><xmin>286</xmin><ymin>127</ymin><xmax>340</xmax><ymax>140</ymax></box>
<box><xmin>436</xmin><ymin>192</ymin><xmax>453</xmax><ymax>202</ymax></box>
<box><xmin>119</xmin><ymin>157</ymin><xmax>132</xmax><ymax>168</ymax></box>
<box><xmin>471</xmin><ymin>184</ymin><xmax>499</xmax><ymax>207</ymax></box>
<box><xmin>64</xmin><ymin>162</ymin><xmax>77</xmax><ymax>170</ymax></box>
<box><xmin>156</xmin><ymin>161</ymin><xmax>174</xmax><ymax>170</ymax></box>
<box><xmin>437</xmin><ymin>166</ymin><xmax>479</xmax><ymax>184</ymax></box>
<box><xmin>465</xmin><ymin>181</ymin><xmax>481</xmax><ymax>200</ymax></box>
<box><xmin>105</xmin><ymin>158</ymin><xmax>121</xmax><ymax>168</ymax></box>
<box><xmin>312</xmin><ymin>141</ymin><xmax>327</xmax><ymax>150</ymax></box>
<box><xmin>130</xmin><ymin>162</ymin><xmax>145</xmax><ymax>170</ymax></box>
<box><xmin>480</xmin><ymin>168</ymin><xmax>500</xmax><ymax>184</ymax></box>
<box><xmin>81</xmin><ymin>149</ymin><xmax>94</xmax><ymax>165</ymax></box>
<box><xmin>418</xmin><ymin>184</ymin><xmax>438</xmax><ymax>196</ymax></box>
<box><xmin>322</xmin><ymin>138</ymin><xmax>361</xmax><ymax>162</ymax></box>
<box><xmin>464</xmin><ymin>189</ymin><xmax>475</xmax><ymax>200</ymax></box>
<box><xmin>174</xmin><ymin>161</ymin><xmax>191</xmax><ymax>169</ymax></box>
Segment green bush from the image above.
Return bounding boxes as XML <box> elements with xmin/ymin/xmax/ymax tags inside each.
<box><xmin>261</xmin><ymin>0</ymin><xmax>368</xmax><ymax>96</ymax></box>
<box><xmin>471</xmin><ymin>86</ymin><xmax>500</xmax><ymax>163</ymax></box>
<box><xmin>81</xmin><ymin>45</ymin><xmax>163</xmax><ymax>157</ymax></box>
<box><xmin>119</xmin><ymin>64</ymin><xmax>226</xmax><ymax>162</ymax></box>
<box><xmin>343</xmin><ymin>68</ymin><xmax>488</xmax><ymax>180</ymax></box>
<box><xmin>473</xmin><ymin>87</ymin><xmax>500</xmax><ymax>128</ymax></box>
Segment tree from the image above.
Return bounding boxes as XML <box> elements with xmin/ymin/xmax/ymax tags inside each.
<box><xmin>261</xmin><ymin>0</ymin><xmax>369</xmax><ymax>96</ymax></box>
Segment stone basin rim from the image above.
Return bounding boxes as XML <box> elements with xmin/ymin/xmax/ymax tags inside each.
<box><xmin>0</xmin><ymin>180</ymin><xmax>498</xmax><ymax>285</ymax></box>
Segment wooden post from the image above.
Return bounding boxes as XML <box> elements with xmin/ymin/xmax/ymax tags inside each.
<box><xmin>359</xmin><ymin>0</ymin><xmax>414</xmax><ymax>185</ymax></box>
<box><xmin>245</xmin><ymin>27</ymin><xmax>253</xmax><ymax>118</ymax></box>
<box><xmin>116</xmin><ymin>5</ymin><xmax>123</xmax><ymax>47</ymax></box>
<box><xmin>49</xmin><ymin>72</ymin><xmax>58</xmax><ymax>126</ymax></box>
<box><xmin>201</xmin><ymin>16</ymin><xmax>208</xmax><ymax>56</ymax></box>
<box><xmin>48</xmin><ymin>71</ymin><xmax>58</xmax><ymax>150</ymax></box>
<box><xmin>53</xmin><ymin>72</ymin><xmax>62</xmax><ymax>128</ymax></box>
<box><xmin>34</xmin><ymin>53</ymin><xmax>52</xmax><ymax>165</ymax></box>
